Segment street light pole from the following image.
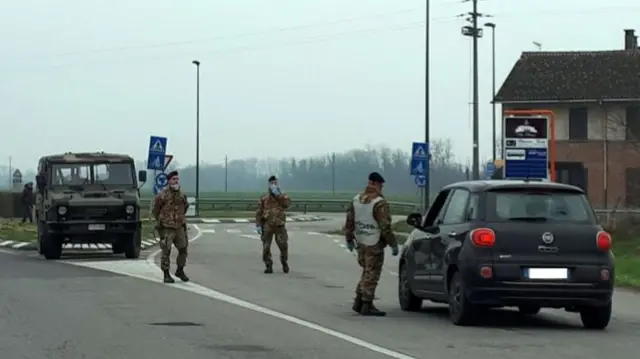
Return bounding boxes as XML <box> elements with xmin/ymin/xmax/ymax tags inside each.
<box><xmin>192</xmin><ymin>60</ymin><xmax>201</xmax><ymax>217</ymax></box>
<box><xmin>484</xmin><ymin>22</ymin><xmax>496</xmax><ymax>163</ymax></box>
<box><xmin>424</xmin><ymin>0</ymin><xmax>431</xmax><ymax>211</ymax></box>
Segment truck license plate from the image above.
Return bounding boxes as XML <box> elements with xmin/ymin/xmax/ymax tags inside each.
<box><xmin>88</xmin><ymin>224</ymin><xmax>106</xmax><ymax>231</ymax></box>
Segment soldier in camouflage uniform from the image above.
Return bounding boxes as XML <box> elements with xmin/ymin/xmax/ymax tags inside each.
<box><xmin>255</xmin><ymin>175</ymin><xmax>291</xmax><ymax>274</ymax></box>
<box><xmin>344</xmin><ymin>172</ymin><xmax>399</xmax><ymax>316</ymax></box>
<box><xmin>153</xmin><ymin>171</ymin><xmax>190</xmax><ymax>283</ymax></box>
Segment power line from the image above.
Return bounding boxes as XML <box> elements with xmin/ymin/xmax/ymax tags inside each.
<box><xmin>2</xmin><ymin>21</ymin><xmax>427</xmax><ymax>73</ymax></box>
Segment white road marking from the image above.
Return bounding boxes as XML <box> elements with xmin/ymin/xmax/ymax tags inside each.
<box><xmin>241</xmin><ymin>234</ymin><xmax>261</xmax><ymax>240</ymax></box>
<box><xmin>12</xmin><ymin>242</ymin><xmax>29</xmax><ymax>249</ymax></box>
<box><xmin>202</xmin><ymin>229</ymin><xmax>216</xmax><ymax>234</ymax></box>
<box><xmin>307</xmin><ymin>231</ymin><xmax>322</xmax><ymax>235</ymax></box>
<box><xmin>63</xmin><ymin>224</ymin><xmax>417</xmax><ymax>359</ymax></box>
<box><xmin>226</xmin><ymin>229</ymin><xmax>242</xmax><ymax>234</ymax></box>
<box><xmin>201</xmin><ymin>219</ymin><xmax>220</xmax><ymax>223</ymax></box>
<box><xmin>0</xmin><ymin>240</ymin><xmax>14</xmax><ymax>246</ymax></box>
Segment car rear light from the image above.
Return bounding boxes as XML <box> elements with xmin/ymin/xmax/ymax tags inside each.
<box><xmin>470</xmin><ymin>228</ymin><xmax>496</xmax><ymax>247</ymax></box>
<box><xmin>480</xmin><ymin>266</ymin><xmax>493</xmax><ymax>279</ymax></box>
<box><xmin>600</xmin><ymin>269</ymin><xmax>610</xmax><ymax>281</ymax></box>
<box><xmin>596</xmin><ymin>231</ymin><xmax>612</xmax><ymax>251</ymax></box>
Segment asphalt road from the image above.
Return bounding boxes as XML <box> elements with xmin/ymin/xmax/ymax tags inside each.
<box><xmin>153</xmin><ymin>221</ymin><xmax>639</xmax><ymax>359</ymax></box>
<box><xmin>2</xmin><ymin>217</ymin><xmax>640</xmax><ymax>359</ymax></box>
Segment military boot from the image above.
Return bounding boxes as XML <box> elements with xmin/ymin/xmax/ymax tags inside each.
<box><xmin>175</xmin><ymin>267</ymin><xmax>190</xmax><ymax>282</ymax></box>
<box><xmin>360</xmin><ymin>301</ymin><xmax>386</xmax><ymax>316</ymax></box>
<box><xmin>163</xmin><ymin>271</ymin><xmax>175</xmax><ymax>283</ymax></box>
<box><xmin>352</xmin><ymin>294</ymin><xmax>363</xmax><ymax>313</ymax></box>
<box><xmin>281</xmin><ymin>261</ymin><xmax>290</xmax><ymax>273</ymax></box>
<box><xmin>264</xmin><ymin>265</ymin><xmax>273</xmax><ymax>274</ymax></box>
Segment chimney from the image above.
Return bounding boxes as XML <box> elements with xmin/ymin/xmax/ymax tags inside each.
<box><xmin>624</xmin><ymin>29</ymin><xmax>637</xmax><ymax>50</ymax></box>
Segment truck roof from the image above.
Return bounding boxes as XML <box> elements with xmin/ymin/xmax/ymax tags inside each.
<box><xmin>41</xmin><ymin>152</ymin><xmax>134</xmax><ymax>163</ymax></box>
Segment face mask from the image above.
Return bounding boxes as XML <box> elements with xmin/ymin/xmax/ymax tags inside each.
<box><xmin>170</xmin><ymin>184</ymin><xmax>180</xmax><ymax>190</ymax></box>
<box><xmin>270</xmin><ymin>183</ymin><xmax>277</xmax><ymax>190</ymax></box>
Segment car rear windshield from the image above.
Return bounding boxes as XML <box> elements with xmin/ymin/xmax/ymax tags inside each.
<box><xmin>485</xmin><ymin>189</ymin><xmax>596</xmax><ymax>223</ymax></box>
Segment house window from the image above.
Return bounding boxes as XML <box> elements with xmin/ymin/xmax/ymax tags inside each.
<box><xmin>569</xmin><ymin>107</ymin><xmax>588</xmax><ymax>140</ymax></box>
<box><xmin>626</xmin><ymin>106</ymin><xmax>640</xmax><ymax>140</ymax></box>
<box><xmin>625</xmin><ymin>167</ymin><xmax>640</xmax><ymax>207</ymax></box>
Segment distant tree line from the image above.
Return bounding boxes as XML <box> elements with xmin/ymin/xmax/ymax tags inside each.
<box><xmin>1</xmin><ymin>140</ymin><xmax>478</xmax><ymax>195</ymax></box>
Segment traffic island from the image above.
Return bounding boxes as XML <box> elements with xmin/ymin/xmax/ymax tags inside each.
<box><xmin>0</xmin><ymin>219</ymin><xmax>159</xmax><ymax>251</ymax></box>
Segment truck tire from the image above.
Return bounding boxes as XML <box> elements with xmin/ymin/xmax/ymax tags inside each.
<box><xmin>112</xmin><ymin>242</ymin><xmax>124</xmax><ymax>254</ymax></box>
<box><xmin>42</xmin><ymin>232</ymin><xmax>63</xmax><ymax>260</ymax></box>
<box><xmin>124</xmin><ymin>231</ymin><xmax>142</xmax><ymax>259</ymax></box>
<box><xmin>36</xmin><ymin>222</ymin><xmax>46</xmax><ymax>255</ymax></box>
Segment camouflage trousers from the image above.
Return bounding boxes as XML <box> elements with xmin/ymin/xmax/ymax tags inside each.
<box><xmin>262</xmin><ymin>225</ymin><xmax>288</xmax><ymax>266</ymax></box>
<box><xmin>159</xmin><ymin>227</ymin><xmax>188</xmax><ymax>272</ymax></box>
<box><xmin>356</xmin><ymin>243</ymin><xmax>385</xmax><ymax>301</ymax></box>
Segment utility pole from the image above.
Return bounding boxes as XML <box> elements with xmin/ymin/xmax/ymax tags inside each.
<box><xmin>331</xmin><ymin>152</ymin><xmax>336</xmax><ymax>196</ymax></box>
<box><xmin>484</xmin><ymin>22</ymin><xmax>496</xmax><ymax>163</ymax></box>
<box><xmin>192</xmin><ymin>60</ymin><xmax>201</xmax><ymax>217</ymax></box>
<box><xmin>224</xmin><ymin>155</ymin><xmax>228</xmax><ymax>192</ymax></box>
<box><xmin>424</xmin><ymin>0</ymin><xmax>431</xmax><ymax>209</ymax></box>
<box><xmin>461</xmin><ymin>0</ymin><xmax>484</xmax><ymax>180</ymax></box>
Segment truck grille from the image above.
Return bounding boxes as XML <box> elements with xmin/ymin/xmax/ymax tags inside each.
<box><xmin>68</xmin><ymin>206</ymin><xmax>125</xmax><ymax>221</ymax></box>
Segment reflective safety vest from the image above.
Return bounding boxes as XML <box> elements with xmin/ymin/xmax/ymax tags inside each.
<box><xmin>352</xmin><ymin>194</ymin><xmax>383</xmax><ymax>246</ymax></box>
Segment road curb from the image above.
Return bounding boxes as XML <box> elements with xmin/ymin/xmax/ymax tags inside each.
<box><xmin>0</xmin><ymin>237</ymin><xmax>161</xmax><ymax>251</ymax></box>
<box><xmin>0</xmin><ymin>215</ymin><xmax>324</xmax><ymax>251</ymax></box>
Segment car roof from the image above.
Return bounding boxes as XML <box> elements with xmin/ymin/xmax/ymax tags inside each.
<box><xmin>442</xmin><ymin>180</ymin><xmax>584</xmax><ymax>194</ymax></box>
<box><xmin>41</xmin><ymin>152</ymin><xmax>133</xmax><ymax>163</ymax></box>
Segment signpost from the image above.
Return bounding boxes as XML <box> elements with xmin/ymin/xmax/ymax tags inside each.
<box><xmin>147</xmin><ymin>136</ymin><xmax>168</xmax><ymax>171</ymax></box>
<box><xmin>410</xmin><ymin>142</ymin><xmax>429</xmax><ymax>213</ymax></box>
<box><xmin>503</xmin><ymin>115</ymin><xmax>550</xmax><ymax>181</ymax></box>
<box><xmin>153</xmin><ymin>172</ymin><xmax>168</xmax><ymax>195</ymax></box>
<box><xmin>485</xmin><ymin>162</ymin><xmax>495</xmax><ymax>179</ymax></box>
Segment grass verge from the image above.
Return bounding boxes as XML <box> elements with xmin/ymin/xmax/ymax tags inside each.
<box><xmin>139</xmin><ymin>191</ymin><xmax>420</xmax><ymax>203</ymax></box>
<box><xmin>140</xmin><ymin>209</ymin><xmax>258</xmax><ymax>219</ymax></box>
<box><xmin>0</xmin><ymin>219</ymin><xmax>157</xmax><ymax>243</ymax></box>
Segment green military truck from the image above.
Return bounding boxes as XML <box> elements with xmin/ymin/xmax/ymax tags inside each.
<box><xmin>34</xmin><ymin>152</ymin><xmax>147</xmax><ymax>260</ymax></box>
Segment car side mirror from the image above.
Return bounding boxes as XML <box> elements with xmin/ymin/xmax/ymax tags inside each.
<box><xmin>138</xmin><ymin>170</ymin><xmax>147</xmax><ymax>183</ymax></box>
<box><xmin>406</xmin><ymin>213</ymin><xmax>422</xmax><ymax>227</ymax></box>
<box><xmin>35</xmin><ymin>174</ymin><xmax>45</xmax><ymax>192</ymax></box>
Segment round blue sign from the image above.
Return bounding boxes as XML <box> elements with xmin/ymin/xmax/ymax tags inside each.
<box><xmin>155</xmin><ymin>173</ymin><xmax>168</xmax><ymax>187</ymax></box>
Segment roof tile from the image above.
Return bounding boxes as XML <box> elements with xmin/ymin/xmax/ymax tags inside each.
<box><xmin>495</xmin><ymin>50</ymin><xmax>640</xmax><ymax>102</ymax></box>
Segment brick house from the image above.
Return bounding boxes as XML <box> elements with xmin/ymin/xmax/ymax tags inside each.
<box><xmin>494</xmin><ymin>29</ymin><xmax>640</xmax><ymax>209</ymax></box>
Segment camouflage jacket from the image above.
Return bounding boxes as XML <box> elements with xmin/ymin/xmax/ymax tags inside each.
<box><xmin>344</xmin><ymin>185</ymin><xmax>397</xmax><ymax>248</ymax></box>
<box><xmin>255</xmin><ymin>191</ymin><xmax>291</xmax><ymax>227</ymax></box>
<box><xmin>153</xmin><ymin>188</ymin><xmax>189</xmax><ymax>229</ymax></box>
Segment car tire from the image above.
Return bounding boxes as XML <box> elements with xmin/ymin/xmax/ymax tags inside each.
<box><xmin>448</xmin><ymin>271</ymin><xmax>476</xmax><ymax>326</ymax></box>
<box><xmin>580</xmin><ymin>302</ymin><xmax>612</xmax><ymax>330</ymax></box>
<box><xmin>124</xmin><ymin>231</ymin><xmax>142</xmax><ymax>259</ymax></box>
<box><xmin>398</xmin><ymin>263</ymin><xmax>423</xmax><ymax>311</ymax></box>
<box><xmin>42</xmin><ymin>232</ymin><xmax>63</xmax><ymax>260</ymax></box>
<box><xmin>518</xmin><ymin>305</ymin><xmax>541</xmax><ymax>315</ymax></box>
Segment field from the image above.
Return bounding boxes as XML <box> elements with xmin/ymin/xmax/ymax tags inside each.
<box><xmin>139</xmin><ymin>190</ymin><xmax>420</xmax><ymax>203</ymax></box>
<box><xmin>0</xmin><ymin>219</ymin><xmax>157</xmax><ymax>243</ymax></box>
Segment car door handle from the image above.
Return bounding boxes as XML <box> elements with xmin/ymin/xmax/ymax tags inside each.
<box><xmin>448</xmin><ymin>232</ymin><xmax>457</xmax><ymax>237</ymax></box>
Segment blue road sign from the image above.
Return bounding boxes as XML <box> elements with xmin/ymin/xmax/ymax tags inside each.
<box><xmin>485</xmin><ymin>162</ymin><xmax>495</xmax><ymax>179</ymax></box>
<box><xmin>504</xmin><ymin>148</ymin><xmax>548</xmax><ymax>179</ymax></box>
<box><xmin>153</xmin><ymin>172</ymin><xmax>169</xmax><ymax>195</ymax></box>
<box><xmin>414</xmin><ymin>175</ymin><xmax>426</xmax><ymax>188</ymax></box>
<box><xmin>410</xmin><ymin>142</ymin><xmax>429</xmax><ymax>176</ymax></box>
<box><xmin>147</xmin><ymin>136</ymin><xmax>168</xmax><ymax>171</ymax></box>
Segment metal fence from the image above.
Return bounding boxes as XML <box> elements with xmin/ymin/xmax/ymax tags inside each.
<box><xmin>140</xmin><ymin>197</ymin><xmax>640</xmax><ymax>225</ymax></box>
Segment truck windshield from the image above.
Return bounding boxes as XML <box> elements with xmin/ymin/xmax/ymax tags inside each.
<box><xmin>485</xmin><ymin>189</ymin><xmax>596</xmax><ymax>223</ymax></box>
<box><xmin>50</xmin><ymin>162</ymin><xmax>135</xmax><ymax>187</ymax></box>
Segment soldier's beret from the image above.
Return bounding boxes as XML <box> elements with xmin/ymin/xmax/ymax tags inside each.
<box><xmin>268</xmin><ymin>175</ymin><xmax>277</xmax><ymax>182</ymax></box>
<box><xmin>167</xmin><ymin>171</ymin><xmax>179</xmax><ymax>180</ymax></box>
<box><xmin>368</xmin><ymin>172</ymin><xmax>385</xmax><ymax>183</ymax></box>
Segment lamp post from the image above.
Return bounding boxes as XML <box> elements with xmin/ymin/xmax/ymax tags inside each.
<box><xmin>424</xmin><ymin>0</ymin><xmax>431</xmax><ymax>211</ymax></box>
<box><xmin>484</xmin><ymin>22</ymin><xmax>496</xmax><ymax>162</ymax></box>
<box><xmin>192</xmin><ymin>60</ymin><xmax>201</xmax><ymax>217</ymax></box>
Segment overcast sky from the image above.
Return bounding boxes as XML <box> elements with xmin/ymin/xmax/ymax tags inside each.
<box><xmin>1</xmin><ymin>0</ymin><xmax>639</xmax><ymax>170</ymax></box>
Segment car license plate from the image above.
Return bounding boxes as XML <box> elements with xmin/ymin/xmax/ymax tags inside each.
<box><xmin>88</xmin><ymin>224</ymin><xmax>106</xmax><ymax>231</ymax></box>
<box><xmin>526</xmin><ymin>268</ymin><xmax>568</xmax><ymax>280</ymax></box>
